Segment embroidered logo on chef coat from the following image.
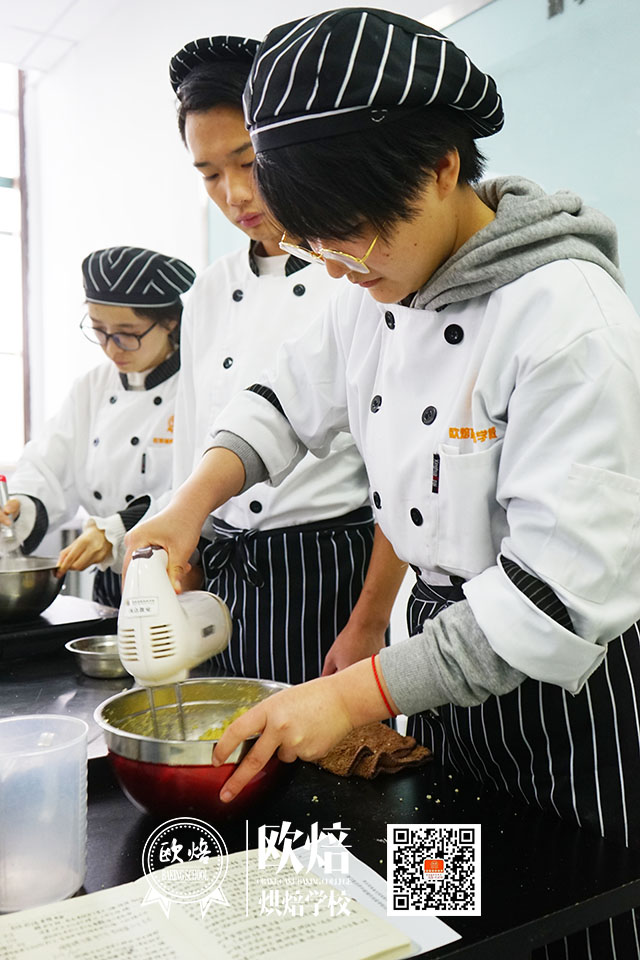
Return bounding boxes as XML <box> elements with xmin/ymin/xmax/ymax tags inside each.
<box><xmin>153</xmin><ymin>415</ymin><xmax>174</xmax><ymax>445</ymax></box>
<box><xmin>448</xmin><ymin>426</ymin><xmax>497</xmax><ymax>443</ymax></box>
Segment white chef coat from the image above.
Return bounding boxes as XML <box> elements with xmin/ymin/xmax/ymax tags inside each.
<box><xmin>212</xmin><ymin>257</ymin><xmax>640</xmax><ymax>693</ymax></box>
<box><xmin>10</xmin><ymin>358</ymin><xmax>177</xmax><ymax>543</ymax></box>
<box><xmin>173</xmin><ymin>246</ymin><xmax>369</xmax><ymax>529</ymax></box>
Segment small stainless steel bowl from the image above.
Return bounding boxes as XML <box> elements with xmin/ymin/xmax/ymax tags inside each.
<box><xmin>65</xmin><ymin>635</ymin><xmax>129</xmax><ymax>679</ymax></box>
<box><xmin>0</xmin><ymin>556</ymin><xmax>64</xmax><ymax>621</ymax></box>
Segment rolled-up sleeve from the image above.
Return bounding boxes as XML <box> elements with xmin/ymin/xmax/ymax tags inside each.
<box><xmin>467</xmin><ymin>273</ymin><xmax>640</xmax><ymax>691</ymax></box>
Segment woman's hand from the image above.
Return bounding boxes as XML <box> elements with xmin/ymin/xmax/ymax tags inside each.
<box><xmin>213</xmin><ymin>675</ymin><xmax>354</xmax><ymax>801</ymax></box>
<box><xmin>123</xmin><ymin>507</ymin><xmax>202</xmax><ymax>592</ymax></box>
<box><xmin>180</xmin><ymin>563</ymin><xmax>205</xmax><ymax>591</ymax></box>
<box><xmin>0</xmin><ymin>498</ymin><xmax>20</xmax><ymax>527</ymax></box>
<box><xmin>212</xmin><ymin>655</ymin><xmax>399</xmax><ymax>802</ymax></box>
<box><xmin>322</xmin><ymin>525</ymin><xmax>407</xmax><ymax>675</ymax></box>
<box><xmin>321</xmin><ymin>620</ymin><xmax>386</xmax><ymax>675</ymax></box>
<box><xmin>56</xmin><ymin>520</ymin><xmax>111</xmax><ymax>576</ymax></box>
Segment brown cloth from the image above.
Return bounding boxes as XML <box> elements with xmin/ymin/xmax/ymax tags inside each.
<box><xmin>316</xmin><ymin>722</ymin><xmax>432</xmax><ymax>780</ymax></box>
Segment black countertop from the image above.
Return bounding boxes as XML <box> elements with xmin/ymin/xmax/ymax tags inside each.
<box><xmin>0</xmin><ymin>595</ymin><xmax>118</xmax><ymax>659</ymax></box>
<box><xmin>0</xmin><ymin>600</ymin><xmax>130</xmax><ymax>752</ymax></box>
<box><xmin>3</xmin><ymin>638</ymin><xmax>640</xmax><ymax>959</ymax></box>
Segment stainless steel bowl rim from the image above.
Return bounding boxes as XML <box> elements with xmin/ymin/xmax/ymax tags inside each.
<box><xmin>65</xmin><ymin>635</ymin><xmax>129</xmax><ymax>679</ymax></box>
<box><xmin>65</xmin><ymin>635</ymin><xmax>120</xmax><ymax>656</ymax></box>
<box><xmin>0</xmin><ymin>556</ymin><xmax>59</xmax><ymax>572</ymax></box>
<box><xmin>94</xmin><ymin>677</ymin><xmax>289</xmax><ymax>766</ymax></box>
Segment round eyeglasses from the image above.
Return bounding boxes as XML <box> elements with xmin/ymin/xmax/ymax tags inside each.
<box><xmin>279</xmin><ymin>233</ymin><xmax>379</xmax><ymax>275</ymax></box>
<box><xmin>80</xmin><ymin>315</ymin><xmax>160</xmax><ymax>351</ymax></box>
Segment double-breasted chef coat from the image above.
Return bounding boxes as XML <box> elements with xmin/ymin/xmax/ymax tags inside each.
<box><xmin>10</xmin><ymin>354</ymin><xmax>178</xmax><ymax>560</ymax></box>
<box><xmin>213</xmin><ymin>256</ymin><xmax>640</xmax><ymax>695</ymax></box>
<box><xmin>173</xmin><ymin>246</ymin><xmax>369</xmax><ymax>526</ymax></box>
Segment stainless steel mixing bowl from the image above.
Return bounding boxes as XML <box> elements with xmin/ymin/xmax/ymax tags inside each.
<box><xmin>65</xmin><ymin>635</ymin><xmax>129</xmax><ymax>678</ymax></box>
<box><xmin>95</xmin><ymin>677</ymin><xmax>291</xmax><ymax>818</ymax></box>
<box><xmin>0</xmin><ymin>556</ymin><xmax>64</xmax><ymax>621</ymax></box>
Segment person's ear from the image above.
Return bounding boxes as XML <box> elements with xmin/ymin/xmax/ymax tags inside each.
<box><xmin>433</xmin><ymin>149</ymin><xmax>461</xmax><ymax>197</ymax></box>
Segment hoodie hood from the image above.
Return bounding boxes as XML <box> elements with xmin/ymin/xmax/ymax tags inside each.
<box><xmin>412</xmin><ymin>176</ymin><xmax>623</xmax><ymax>311</ymax></box>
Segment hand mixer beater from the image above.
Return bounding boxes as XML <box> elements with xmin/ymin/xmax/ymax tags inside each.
<box><xmin>117</xmin><ymin>546</ymin><xmax>232</xmax><ymax>739</ymax></box>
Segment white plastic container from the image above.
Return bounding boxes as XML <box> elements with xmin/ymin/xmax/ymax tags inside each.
<box><xmin>0</xmin><ymin>714</ymin><xmax>88</xmax><ymax>912</ymax></box>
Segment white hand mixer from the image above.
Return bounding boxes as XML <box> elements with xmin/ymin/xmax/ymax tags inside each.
<box><xmin>118</xmin><ymin>545</ymin><xmax>232</xmax><ymax>738</ymax></box>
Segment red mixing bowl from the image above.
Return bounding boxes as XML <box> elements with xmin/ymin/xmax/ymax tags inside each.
<box><xmin>94</xmin><ymin>677</ymin><xmax>289</xmax><ymax>819</ymax></box>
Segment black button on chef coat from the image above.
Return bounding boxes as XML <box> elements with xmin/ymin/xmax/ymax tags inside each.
<box><xmin>94</xmin><ymin>491</ymin><xmax>102</xmax><ymax>500</ymax></box>
<box><xmin>422</xmin><ymin>406</ymin><xmax>437</xmax><ymax>425</ymax></box>
<box><xmin>384</xmin><ymin>311</ymin><xmax>395</xmax><ymax>330</ymax></box>
<box><xmin>153</xmin><ymin>396</ymin><xmax>162</xmax><ymax>405</ymax></box>
<box><xmin>130</xmin><ymin>436</ymin><xmax>139</xmax><ymax>446</ymax></box>
<box><xmin>444</xmin><ymin>324</ymin><xmax>464</xmax><ymax>344</ymax></box>
<box><xmin>223</xmin><ymin>357</ymin><xmax>234</xmax><ymax>369</ymax></box>
<box><xmin>249</xmin><ymin>500</ymin><xmax>262</xmax><ymax>513</ymax></box>
<box><xmin>410</xmin><ymin>508</ymin><xmax>424</xmax><ymax>526</ymax></box>
<box><xmin>373</xmin><ymin>491</ymin><xmax>382</xmax><ymax>509</ymax></box>
<box><xmin>109</xmin><ymin>396</ymin><xmax>117</xmax><ymax>404</ymax></box>
<box><xmin>232</xmin><ymin>289</ymin><xmax>243</xmax><ymax>302</ymax></box>
<box><xmin>293</xmin><ymin>284</ymin><xmax>306</xmax><ymax>297</ymax></box>
<box><xmin>93</xmin><ymin>437</ymin><xmax>99</xmax><ymax>446</ymax></box>
<box><xmin>370</xmin><ymin>395</ymin><xmax>382</xmax><ymax>413</ymax></box>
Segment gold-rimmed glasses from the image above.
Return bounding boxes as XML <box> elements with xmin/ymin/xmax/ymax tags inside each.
<box><xmin>279</xmin><ymin>232</ymin><xmax>379</xmax><ymax>275</ymax></box>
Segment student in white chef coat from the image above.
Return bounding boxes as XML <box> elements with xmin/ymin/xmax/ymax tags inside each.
<box><xmin>0</xmin><ymin>246</ymin><xmax>195</xmax><ymax>608</ymax></box>
<box><xmin>127</xmin><ymin>11</ymin><xmax>640</xmax><ymax>958</ymax></box>
<box><xmin>165</xmin><ymin>37</ymin><xmax>406</xmax><ymax>683</ymax></box>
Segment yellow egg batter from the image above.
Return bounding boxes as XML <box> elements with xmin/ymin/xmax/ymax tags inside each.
<box><xmin>198</xmin><ymin>705</ymin><xmax>249</xmax><ymax>740</ymax></box>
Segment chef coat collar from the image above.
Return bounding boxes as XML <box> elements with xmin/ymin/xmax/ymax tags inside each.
<box><xmin>247</xmin><ymin>240</ymin><xmax>310</xmax><ymax>278</ymax></box>
<box><xmin>119</xmin><ymin>349</ymin><xmax>181</xmax><ymax>391</ymax></box>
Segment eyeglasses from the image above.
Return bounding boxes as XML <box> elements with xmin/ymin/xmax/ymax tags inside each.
<box><xmin>80</xmin><ymin>315</ymin><xmax>160</xmax><ymax>351</ymax></box>
<box><xmin>279</xmin><ymin>232</ymin><xmax>379</xmax><ymax>275</ymax></box>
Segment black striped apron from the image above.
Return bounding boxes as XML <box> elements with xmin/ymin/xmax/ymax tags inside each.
<box><xmin>406</xmin><ymin>578</ymin><xmax>640</xmax><ymax>960</ymax></box>
<box><xmin>92</xmin><ymin>568</ymin><xmax>121</xmax><ymax>609</ymax></box>
<box><xmin>201</xmin><ymin>506</ymin><xmax>375</xmax><ymax>684</ymax></box>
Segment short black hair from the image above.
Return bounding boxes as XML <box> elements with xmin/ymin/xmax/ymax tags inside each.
<box><xmin>254</xmin><ymin>106</ymin><xmax>486</xmax><ymax>243</ymax></box>
<box><xmin>176</xmin><ymin>61</ymin><xmax>252</xmax><ymax>143</ymax></box>
<box><xmin>133</xmin><ymin>303</ymin><xmax>183</xmax><ymax>348</ymax></box>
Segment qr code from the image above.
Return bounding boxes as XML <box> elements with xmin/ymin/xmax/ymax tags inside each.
<box><xmin>387</xmin><ymin>823</ymin><xmax>481</xmax><ymax>916</ymax></box>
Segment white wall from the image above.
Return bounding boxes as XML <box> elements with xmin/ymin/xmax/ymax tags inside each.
<box><xmin>448</xmin><ymin>0</ymin><xmax>640</xmax><ymax>310</ymax></box>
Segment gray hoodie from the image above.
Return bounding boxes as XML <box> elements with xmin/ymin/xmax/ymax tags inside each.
<box><xmin>414</xmin><ymin>175</ymin><xmax>622</xmax><ymax>310</ymax></box>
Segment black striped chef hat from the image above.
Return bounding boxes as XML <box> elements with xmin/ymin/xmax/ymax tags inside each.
<box><xmin>245</xmin><ymin>7</ymin><xmax>504</xmax><ymax>152</ymax></box>
<box><xmin>82</xmin><ymin>247</ymin><xmax>196</xmax><ymax>308</ymax></box>
<box><xmin>170</xmin><ymin>35</ymin><xmax>260</xmax><ymax>95</ymax></box>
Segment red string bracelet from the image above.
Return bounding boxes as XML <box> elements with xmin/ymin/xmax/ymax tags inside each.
<box><xmin>371</xmin><ymin>654</ymin><xmax>397</xmax><ymax>718</ymax></box>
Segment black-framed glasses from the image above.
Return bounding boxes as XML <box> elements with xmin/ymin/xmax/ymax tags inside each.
<box><xmin>80</xmin><ymin>315</ymin><xmax>160</xmax><ymax>351</ymax></box>
<box><xmin>279</xmin><ymin>232</ymin><xmax>379</xmax><ymax>275</ymax></box>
